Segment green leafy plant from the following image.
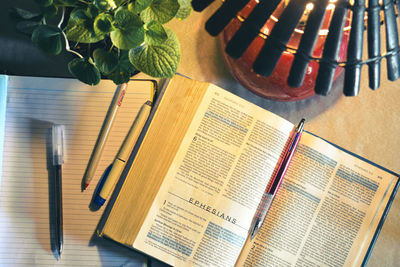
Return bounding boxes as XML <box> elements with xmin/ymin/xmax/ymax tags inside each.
<box><xmin>11</xmin><ymin>0</ymin><xmax>192</xmax><ymax>85</ymax></box>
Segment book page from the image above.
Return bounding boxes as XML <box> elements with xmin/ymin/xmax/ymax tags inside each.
<box><xmin>0</xmin><ymin>76</ymin><xmax>152</xmax><ymax>266</ymax></box>
<box><xmin>133</xmin><ymin>84</ymin><xmax>294</xmax><ymax>266</ymax></box>
<box><xmin>235</xmin><ymin>132</ymin><xmax>398</xmax><ymax>267</ymax></box>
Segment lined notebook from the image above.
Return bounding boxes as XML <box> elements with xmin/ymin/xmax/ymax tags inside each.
<box><xmin>0</xmin><ymin>75</ymin><xmax>154</xmax><ymax>266</ymax></box>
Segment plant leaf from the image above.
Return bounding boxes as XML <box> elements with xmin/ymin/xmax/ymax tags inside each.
<box><xmin>94</xmin><ymin>13</ymin><xmax>113</xmax><ymax>34</ymax></box>
<box><xmin>35</xmin><ymin>0</ymin><xmax>53</xmax><ymax>7</ymax></box>
<box><xmin>54</xmin><ymin>0</ymin><xmax>78</xmax><ymax>6</ymax></box>
<box><xmin>8</xmin><ymin>7</ymin><xmax>41</xmax><ymax>20</ymax></box>
<box><xmin>112</xmin><ymin>8</ymin><xmax>142</xmax><ymax>31</ymax></box>
<box><xmin>145</xmin><ymin>21</ymin><xmax>167</xmax><ymax>45</ymax></box>
<box><xmin>68</xmin><ymin>57</ymin><xmax>101</xmax><ymax>85</ymax></box>
<box><xmin>110</xmin><ymin>9</ymin><xmax>144</xmax><ymax>49</ymax></box>
<box><xmin>31</xmin><ymin>24</ymin><xmax>63</xmax><ymax>55</ymax></box>
<box><xmin>93</xmin><ymin>0</ymin><xmax>111</xmax><ymax>11</ymax></box>
<box><xmin>16</xmin><ymin>20</ymin><xmax>41</xmax><ymax>35</ymax></box>
<box><xmin>140</xmin><ymin>0</ymin><xmax>179</xmax><ymax>24</ymax></box>
<box><xmin>130</xmin><ymin>0</ymin><xmax>152</xmax><ymax>13</ymax></box>
<box><xmin>87</xmin><ymin>5</ymin><xmax>99</xmax><ymax>19</ymax></box>
<box><xmin>106</xmin><ymin>50</ymin><xmax>137</xmax><ymax>84</ymax></box>
<box><xmin>41</xmin><ymin>4</ymin><xmax>58</xmax><ymax>19</ymax></box>
<box><xmin>129</xmin><ymin>28</ymin><xmax>180</xmax><ymax>77</ymax></box>
<box><xmin>69</xmin><ymin>8</ymin><xmax>90</xmax><ymax>21</ymax></box>
<box><xmin>93</xmin><ymin>48</ymin><xmax>118</xmax><ymax>74</ymax></box>
<box><xmin>119</xmin><ymin>50</ymin><xmax>136</xmax><ymax>73</ymax></box>
<box><xmin>65</xmin><ymin>8</ymin><xmax>104</xmax><ymax>43</ymax></box>
<box><xmin>175</xmin><ymin>0</ymin><xmax>192</xmax><ymax>20</ymax></box>
<box><xmin>105</xmin><ymin>0</ymin><xmax>124</xmax><ymax>9</ymax></box>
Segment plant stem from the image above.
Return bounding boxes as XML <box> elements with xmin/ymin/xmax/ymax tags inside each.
<box><xmin>78</xmin><ymin>0</ymin><xmax>91</xmax><ymax>5</ymax></box>
<box><xmin>61</xmin><ymin>31</ymin><xmax>84</xmax><ymax>58</ymax></box>
<box><xmin>58</xmin><ymin>7</ymin><xmax>65</xmax><ymax>28</ymax></box>
<box><xmin>58</xmin><ymin>7</ymin><xmax>83</xmax><ymax>59</ymax></box>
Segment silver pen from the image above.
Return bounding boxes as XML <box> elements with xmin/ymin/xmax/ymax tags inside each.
<box><xmin>52</xmin><ymin>125</ymin><xmax>65</xmax><ymax>259</ymax></box>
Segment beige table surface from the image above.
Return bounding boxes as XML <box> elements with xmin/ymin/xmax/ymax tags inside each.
<box><xmin>164</xmin><ymin>3</ymin><xmax>400</xmax><ymax>266</ymax></box>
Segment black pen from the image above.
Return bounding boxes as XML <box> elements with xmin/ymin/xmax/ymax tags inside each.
<box><xmin>249</xmin><ymin>119</ymin><xmax>305</xmax><ymax>240</ymax></box>
<box><xmin>52</xmin><ymin>125</ymin><xmax>65</xmax><ymax>259</ymax></box>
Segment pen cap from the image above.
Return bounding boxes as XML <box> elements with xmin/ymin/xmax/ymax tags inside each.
<box><xmin>52</xmin><ymin>125</ymin><xmax>65</xmax><ymax>165</ymax></box>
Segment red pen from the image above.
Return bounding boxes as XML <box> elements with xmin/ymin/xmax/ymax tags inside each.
<box><xmin>249</xmin><ymin>119</ymin><xmax>305</xmax><ymax>240</ymax></box>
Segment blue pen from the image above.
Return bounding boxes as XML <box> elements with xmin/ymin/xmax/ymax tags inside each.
<box><xmin>93</xmin><ymin>164</ymin><xmax>113</xmax><ymax>206</ymax></box>
<box><xmin>94</xmin><ymin>101</ymin><xmax>152</xmax><ymax>206</ymax></box>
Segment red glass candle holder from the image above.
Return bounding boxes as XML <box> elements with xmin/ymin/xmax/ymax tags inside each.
<box><xmin>219</xmin><ymin>1</ymin><xmax>350</xmax><ymax>101</ymax></box>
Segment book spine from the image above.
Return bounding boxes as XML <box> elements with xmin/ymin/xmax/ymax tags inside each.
<box><xmin>97</xmin><ymin>80</ymin><xmax>162</xmax><ymax>236</ymax></box>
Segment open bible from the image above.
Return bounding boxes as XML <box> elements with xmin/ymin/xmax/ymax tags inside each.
<box><xmin>97</xmin><ymin>75</ymin><xmax>399</xmax><ymax>267</ymax></box>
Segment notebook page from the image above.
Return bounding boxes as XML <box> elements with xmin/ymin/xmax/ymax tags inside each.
<box><xmin>0</xmin><ymin>75</ymin><xmax>152</xmax><ymax>266</ymax></box>
<box><xmin>0</xmin><ymin>75</ymin><xmax>6</xmax><ymax>184</ymax></box>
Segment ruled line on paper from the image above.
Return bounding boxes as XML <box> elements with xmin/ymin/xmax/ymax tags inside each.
<box><xmin>0</xmin><ymin>76</ymin><xmax>151</xmax><ymax>266</ymax></box>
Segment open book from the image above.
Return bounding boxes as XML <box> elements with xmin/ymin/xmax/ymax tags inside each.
<box><xmin>98</xmin><ymin>75</ymin><xmax>399</xmax><ymax>267</ymax></box>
